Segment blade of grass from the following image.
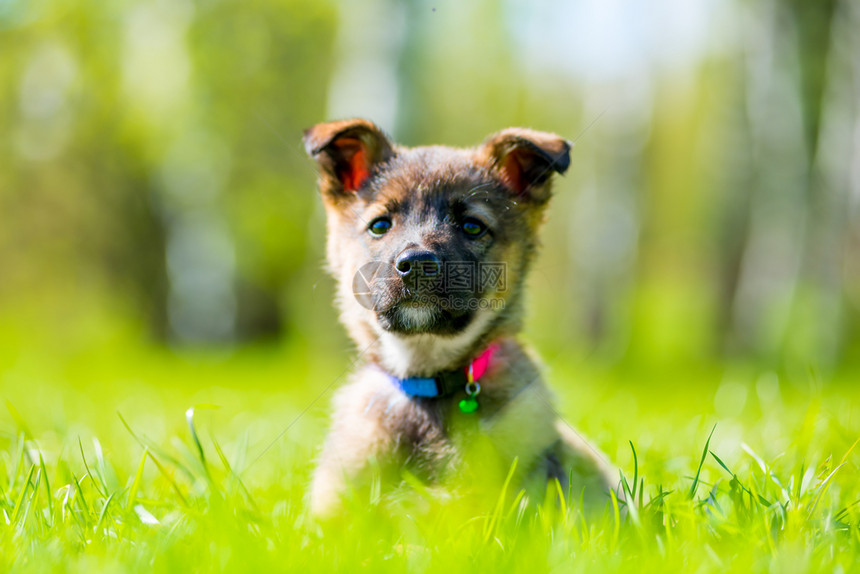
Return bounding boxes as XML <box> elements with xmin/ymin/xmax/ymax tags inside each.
<box><xmin>10</xmin><ymin>465</ymin><xmax>35</xmax><ymax>525</ymax></box>
<box><xmin>483</xmin><ymin>457</ymin><xmax>518</xmax><ymax>543</ymax></box>
<box><xmin>126</xmin><ymin>448</ymin><xmax>149</xmax><ymax>511</ymax></box>
<box><xmin>186</xmin><ymin>407</ymin><xmax>211</xmax><ymax>480</ymax></box>
<box><xmin>554</xmin><ymin>477</ymin><xmax>568</xmax><ymax>518</ymax></box>
<box><xmin>118</xmin><ymin>411</ymin><xmax>195</xmax><ymax>482</ymax></box>
<box><xmin>78</xmin><ymin>437</ymin><xmax>107</xmax><ymax>497</ymax></box>
<box><xmin>619</xmin><ymin>469</ymin><xmax>640</xmax><ymax>525</ymax></box>
<box><xmin>711</xmin><ymin>450</ymin><xmax>771</xmax><ymax>508</ymax></box>
<box><xmin>10</xmin><ymin>433</ymin><xmax>26</xmax><ymax>493</ymax></box>
<box><xmin>689</xmin><ymin>424</ymin><xmax>716</xmax><ymax>499</ymax></box>
<box><xmin>505</xmin><ymin>489</ymin><xmax>527</xmax><ymax>522</ymax></box>
<box><xmin>91</xmin><ymin>437</ymin><xmax>114</xmax><ymax>493</ymax></box>
<box><xmin>38</xmin><ymin>452</ymin><xmax>53</xmax><ymax>523</ymax></box>
<box><xmin>73</xmin><ymin>473</ymin><xmax>92</xmax><ymax>517</ymax></box>
<box><xmin>212</xmin><ymin>435</ymin><xmax>258</xmax><ymax>511</ymax></box>
<box><xmin>95</xmin><ymin>491</ymin><xmax>116</xmax><ymax>535</ymax></box>
<box><xmin>807</xmin><ymin>462</ymin><xmax>847</xmax><ymax>519</ymax></box>
<box><xmin>630</xmin><ymin>440</ymin><xmax>639</xmax><ymax>503</ymax></box>
<box><xmin>20</xmin><ymin>467</ymin><xmax>40</xmax><ymax>528</ymax></box>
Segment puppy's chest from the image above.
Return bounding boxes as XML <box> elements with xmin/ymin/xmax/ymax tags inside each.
<box><xmin>367</xmin><ymin>382</ymin><xmax>513</xmax><ymax>476</ymax></box>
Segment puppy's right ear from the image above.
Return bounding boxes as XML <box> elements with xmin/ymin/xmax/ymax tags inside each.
<box><xmin>303</xmin><ymin>119</ymin><xmax>394</xmax><ymax>195</ymax></box>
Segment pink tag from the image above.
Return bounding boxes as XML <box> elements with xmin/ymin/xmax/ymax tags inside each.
<box><xmin>467</xmin><ymin>343</ymin><xmax>500</xmax><ymax>381</ymax></box>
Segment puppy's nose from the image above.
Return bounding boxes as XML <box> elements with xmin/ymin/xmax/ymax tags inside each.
<box><xmin>395</xmin><ymin>250</ymin><xmax>441</xmax><ymax>278</ymax></box>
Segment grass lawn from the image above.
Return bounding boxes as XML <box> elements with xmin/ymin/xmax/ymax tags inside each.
<box><xmin>1</xmin><ymin>336</ymin><xmax>859</xmax><ymax>573</ymax></box>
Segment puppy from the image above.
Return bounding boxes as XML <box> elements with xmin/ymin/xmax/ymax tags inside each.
<box><xmin>303</xmin><ymin>119</ymin><xmax>618</xmax><ymax>517</ymax></box>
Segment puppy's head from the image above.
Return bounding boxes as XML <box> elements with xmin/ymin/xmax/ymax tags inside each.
<box><xmin>304</xmin><ymin>119</ymin><xmax>570</xmax><ymax>349</ymax></box>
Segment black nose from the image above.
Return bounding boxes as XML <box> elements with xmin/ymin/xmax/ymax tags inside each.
<box><xmin>395</xmin><ymin>250</ymin><xmax>442</xmax><ymax>277</ymax></box>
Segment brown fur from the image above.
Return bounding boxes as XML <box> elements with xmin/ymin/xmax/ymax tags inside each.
<box><xmin>303</xmin><ymin>119</ymin><xmax>619</xmax><ymax>517</ymax></box>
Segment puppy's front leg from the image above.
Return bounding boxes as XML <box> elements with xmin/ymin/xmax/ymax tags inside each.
<box><xmin>310</xmin><ymin>387</ymin><xmax>398</xmax><ymax>518</ymax></box>
<box><xmin>553</xmin><ymin>420</ymin><xmax>620</xmax><ymax>511</ymax></box>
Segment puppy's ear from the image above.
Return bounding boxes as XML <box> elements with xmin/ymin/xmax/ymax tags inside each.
<box><xmin>480</xmin><ymin>128</ymin><xmax>571</xmax><ymax>201</ymax></box>
<box><xmin>303</xmin><ymin>119</ymin><xmax>394</xmax><ymax>195</ymax></box>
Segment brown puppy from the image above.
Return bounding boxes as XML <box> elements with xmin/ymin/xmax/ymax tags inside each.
<box><xmin>303</xmin><ymin>119</ymin><xmax>618</xmax><ymax>517</ymax></box>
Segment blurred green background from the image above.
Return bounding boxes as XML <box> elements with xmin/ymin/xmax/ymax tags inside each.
<box><xmin>1</xmin><ymin>0</ymin><xmax>859</xmax><ymax>393</ymax></box>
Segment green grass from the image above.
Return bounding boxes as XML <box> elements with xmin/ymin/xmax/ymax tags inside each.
<box><xmin>1</xmin><ymin>338</ymin><xmax>859</xmax><ymax>573</ymax></box>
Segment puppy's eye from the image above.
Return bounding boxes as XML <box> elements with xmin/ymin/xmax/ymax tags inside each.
<box><xmin>462</xmin><ymin>218</ymin><xmax>487</xmax><ymax>238</ymax></box>
<box><xmin>368</xmin><ymin>217</ymin><xmax>393</xmax><ymax>237</ymax></box>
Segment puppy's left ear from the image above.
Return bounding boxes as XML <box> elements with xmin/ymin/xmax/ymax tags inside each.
<box><xmin>480</xmin><ymin>128</ymin><xmax>571</xmax><ymax>201</ymax></box>
<box><xmin>303</xmin><ymin>119</ymin><xmax>395</xmax><ymax>196</ymax></box>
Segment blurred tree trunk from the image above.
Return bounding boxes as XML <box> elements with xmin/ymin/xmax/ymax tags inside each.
<box><xmin>727</xmin><ymin>0</ymin><xmax>850</xmax><ymax>368</ymax></box>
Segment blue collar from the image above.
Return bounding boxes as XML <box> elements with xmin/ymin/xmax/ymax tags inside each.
<box><xmin>382</xmin><ymin>342</ymin><xmax>500</xmax><ymax>399</ymax></box>
<box><xmin>387</xmin><ymin>368</ymin><xmax>469</xmax><ymax>398</ymax></box>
